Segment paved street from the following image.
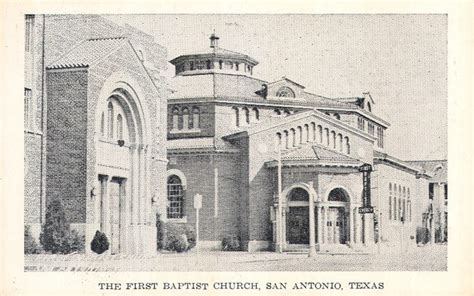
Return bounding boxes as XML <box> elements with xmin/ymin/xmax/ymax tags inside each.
<box><xmin>25</xmin><ymin>244</ymin><xmax>446</xmax><ymax>272</ymax></box>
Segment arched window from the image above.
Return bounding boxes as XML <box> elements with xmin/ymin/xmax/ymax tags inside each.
<box><xmin>232</xmin><ymin>107</ymin><xmax>239</xmax><ymax>127</ymax></box>
<box><xmin>304</xmin><ymin>124</ymin><xmax>309</xmax><ymax>142</ymax></box>
<box><xmin>337</xmin><ymin>133</ymin><xmax>343</xmax><ymax>152</ymax></box>
<box><xmin>284</xmin><ymin>130</ymin><xmax>289</xmax><ymax>149</ymax></box>
<box><xmin>331</xmin><ymin>131</ymin><xmax>336</xmax><ymax>149</ymax></box>
<box><xmin>172</xmin><ymin>108</ymin><xmax>179</xmax><ymax>130</ymax></box>
<box><xmin>297</xmin><ymin>126</ymin><xmax>303</xmax><ymax>145</ymax></box>
<box><xmin>167</xmin><ymin>175</ymin><xmax>185</xmax><ymax>219</ymax></box>
<box><xmin>100</xmin><ymin>112</ymin><xmax>105</xmax><ymax>137</ymax></box>
<box><xmin>252</xmin><ymin>107</ymin><xmax>260</xmax><ymax>121</ymax></box>
<box><xmin>276</xmin><ymin>86</ymin><xmax>295</xmax><ymax>98</ymax></box>
<box><xmin>290</xmin><ymin>128</ymin><xmax>296</xmax><ymax>147</ymax></box>
<box><xmin>219</xmin><ymin>60</ymin><xmax>223</xmax><ymax>69</ymax></box>
<box><xmin>389</xmin><ymin>183</ymin><xmax>392</xmax><ymax>220</ymax></box>
<box><xmin>344</xmin><ymin>136</ymin><xmax>350</xmax><ymax>154</ymax></box>
<box><xmin>182</xmin><ymin>107</ymin><xmax>189</xmax><ymax>130</ymax></box>
<box><xmin>393</xmin><ymin>184</ymin><xmax>397</xmax><ymax>220</ymax></box>
<box><xmin>235</xmin><ymin>63</ymin><xmax>239</xmax><ymax>71</ymax></box>
<box><xmin>206</xmin><ymin>60</ymin><xmax>212</xmax><ymax>69</ymax></box>
<box><xmin>276</xmin><ymin>132</ymin><xmax>282</xmax><ymax>148</ymax></box>
<box><xmin>289</xmin><ymin>188</ymin><xmax>309</xmax><ymax>201</ymax></box>
<box><xmin>318</xmin><ymin>125</ymin><xmax>323</xmax><ymax>143</ymax></box>
<box><xmin>243</xmin><ymin>107</ymin><xmax>250</xmax><ymax>125</ymax></box>
<box><xmin>116</xmin><ymin>114</ymin><xmax>123</xmax><ymax>140</ymax></box>
<box><xmin>324</xmin><ymin>128</ymin><xmax>330</xmax><ymax>146</ymax></box>
<box><xmin>328</xmin><ymin>188</ymin><xmax>348</xmax><ymax>202</ymax></box>
<box><xmin>107</xmin><ymin>102</ymin><xmax>114</xmax><ymax>138</ymax></box>
<box><xmin>192</xmin><ymin>107</ymin><xmax>200</xmax><ymax>129</ymax></box>
<box><xmin>190</xmin><ymin>61</ymin><xmax>195</xmax><ymax>70</ymax></box>
<box><xmin>310</xmin><ymin>122</ymin><xmax>316</xmax><ymax>142</ymax></box>
<box><xmin>334</xmin><ymin>113</ymin><xmax>341</xmax><ymax>120</ymax></box>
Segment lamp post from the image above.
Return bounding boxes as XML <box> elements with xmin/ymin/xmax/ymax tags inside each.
<box><xmin>277</xmin><ymin>143</ymin><xmax>283</xmax><ymax>253</ymax></box>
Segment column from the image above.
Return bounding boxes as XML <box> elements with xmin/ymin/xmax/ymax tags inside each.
<box><xmin>130</xmin><ymin>144</ymin><xmax>140</xmax><ymax>253</ymax></box>
<box><xmin>322</xmin><ymin>206</ymin><xmax>328</xmax><ymax>244</ymax></box>
<box><xmin>353</xmin><ymin>207</ymin><xmax>358</xmax><ymax>244</ymax></box>
<box><xmin>101</xmin><ymin>176</ymin><xmax>110</xmax><ymax>237</ymax></box>
<box><xmin>308</xmin><ymin>182</ymin><xmax>316</xmax><ymax>256</ymax></box>
<box><xmin>316</xmin><ymin>205</ymin><xmax>322</xmax><ymax>245</ymax></box>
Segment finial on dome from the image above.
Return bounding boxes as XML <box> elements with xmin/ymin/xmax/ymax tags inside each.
<box><xmin>210</xmin><ymin>31</ymin><xmax>219</xmax><ymax>48</ymax></box>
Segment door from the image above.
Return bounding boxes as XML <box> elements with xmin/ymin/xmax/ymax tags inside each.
<box><xmin>327</xmin><ymin>207</ymin><xmax>346</xmax><ymax>244</ymax></box>
<box><xmin>287</xmin><ymin>207</ymin><xmax>309</xmax><ymax>244</ymax></box>
<box><xmin>109</xmin><ymin>180</ymin><xmax>122</xmax><ymax>254</ymax></box>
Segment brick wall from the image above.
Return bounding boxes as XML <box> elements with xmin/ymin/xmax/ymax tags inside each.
<box><xmin>46</xmin><ymin>69</ymin><xmax>89</xmax><ymax>224</ymax></box>
<box><xmin>167</xmin><ymin>103</ymin><xmax>215</xmax><ymax>139</ymax></box>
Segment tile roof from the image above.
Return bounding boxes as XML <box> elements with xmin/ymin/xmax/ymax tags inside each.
<box><xmin>167</xmin><ymin>137</ymin><xmax>240</xmax><ymax>152</ymax></box>
<box><xmin>169</xmin><ymin>46</ymin><xmax>258</xmax><ymax>65</ymax></box>
<box><xmin>281</xmin><ymin>143</ymin><xmax>361</xmax><ymax>164</ymax></box>
<box><xmin>47</xmin><ymin>37</ymin><xmax>128</xmax><ymax>69</ymax></box>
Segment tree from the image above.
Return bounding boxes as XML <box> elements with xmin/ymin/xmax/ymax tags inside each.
<box><xmin>39</xmin><ymin>199</ymin><xmax>71</xmax><ymax>254</ymax></box>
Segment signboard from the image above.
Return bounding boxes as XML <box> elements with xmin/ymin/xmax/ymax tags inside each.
<box><xmin>359</xmin><ymin>207</ymin><xmax>374</xmax><ymax>214</ymax></box>
<box><xmin>194</xmin><ymin>193</ymin><xmax>202</xmax><ymax>209</ymax></box>
<box><xmin>359</xmin><ymin>163</ymin><xmax>373</xmax><ymax>173</ymax></box>
<box><xmin>359</xmin><ymin>163</ymin><xmax>372</xmax><ymax>210</ymax></box>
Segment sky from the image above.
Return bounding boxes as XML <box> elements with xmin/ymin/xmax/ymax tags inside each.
<box><xmin>106</xmin><ymin>14</ymin><xmax>447</xmax><ymax>161</ymax></box>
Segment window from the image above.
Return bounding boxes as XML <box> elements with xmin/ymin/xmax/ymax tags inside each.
<box><xmin>232</xmin><ymin>107</ymin><xmax>239</xmax><ymax>127</ymax></box>
<box><xmin>190</xmin><ymin>61</ymin><xmax>195</xmax><ymax>70</ymax></box>
<box><xmin>393</xmin><ymin>185</ymin><xmax>397</xmax><ymax>220</ymax></box>
<box><xmin>167</xmin><ymin>175</ymin><xmax>185</xmax><ymax>219</ymax></box>
<box><xmin>182</xmin><ymin>108</ymin><xmax>189</xmax><ymax>130</ymax></box>
<box><xmin>253</xmin><ymin>107</ymin><xmax>260</xmax><ymax>121</ymax></box>
<box><xmin>325</xmin><ymin>128</ymin><xmax>330</xmax><ymax>146</ymax></box>
<box><xmin>116</xmin><ymin>114</ymin><xmax>123</xmax><ymax>139</ymax></box>
<box><xmin>317</xmin><ymin>125</ymin><xmax>322</xmax><ymax>143</ymax></box>
<box><xmin>192</xmin><ymin>107</ymin><xmax>200</xmax><ymax>129</ymax></box>
<box><xmin>337</xmin><ymin>134</ymin><xmax>343</xmax><ymax>152</ymax></box>
<box><xmin>276</xmin><ymin>87</ymin><xmax>295</xmax><ymax>98</ymax></box>
<box><xmin>284</xmin><ymin>130</ymin><xmax>289</xmax><ymax>149</ymax></box>
<box><xmin>274</xmin><ymin>109</ymin><xmax>281</xmax><ymax>116</ymax></box>
<box><xmin>291</xmin><ymin>128</ymin><xmax>296</xmax><ymax>147</ymax></box>
<box><xmin>276</xmin><ymin>132</ymin><xmax>282</xmax><ymax>148</ymax></box>
<box><xmin>219</xmin><ymin>60</ymin><xmax>223</xmax><ymax>69</ymax></box>
<box><xmin>398</xmin><ymin>187</ymin><xmax>402</xmax><ymax>221</ymax></box>
<box><xmin>334</xmin><ymin>113</ymin><xmax>341</xmax><ymax>120</ymax></box>
<box><xmin>243</xmin><ymin>107</ymin><xmax>250</xmax><ymax>125</ymax></box>
<box><xmin>357</xmin><ymin>117</ymin><xmax>365</xmax><ymax>131</ymax></box>
<box><xmin>107</xmin><ymin>102</ymin><xmax>114</xmax><ymax>138</ymax></box>
<box><xmin>376</xmin><ymin>126</ymin><xmax>384</xmax><ymax>148</ymax></box>
<box><xmin>297</xmin><ymin>126</ymin><xmax>303</xmax><ymax>145</ymax></box>
<box><xmin>429</xmin><ymin>183</ymin><xmax>434</xmax><ymax>200</ymax></box>
<box><xmin>284</xmin><ymin>109</ymin><xmax>291</xmax><ymax>116</ymax></box>
<box><xmin>24</xmin><ymin>88</ymin><xmax>32</xmax><ymax>129</ymax></box>
<box><xmin>444</xmin><ymin>184</ymin><xmax>448</xmax><ymax>200</ymax></box>
<box><xmin>344</xmin><ymin>136</ymin><xmax>350</xmax><ymax>154</ymax></box>
<box><xmin>331</xmin><ymin>131</ymin><xmax>336</xmax><ymax>149</ymax></box>
<box><xmin>206</xmin><ymin>60</ymin><xmax>212</xmax><ymax>69</ymax></box>
<box><xmin>172</xmin><ymin>108</ymin><xmax>179</xmax><ymax>130</ymax></box>
<box><xmin>368</xmin><ymin>122</ymin><xmax>374</xmax><ymax>136</ymax></box>
<box><xmin>402</xmin><ymin>187</ymin><xmax>406</xmax><ymax>221</ymax></box>
<box><xmin>407</xmin><ymin>188</ymin><xmax>411</xmax><ymax>222</ymax></box>
<box><xmin>235</xmin><ymin>63</ymin><xmax>239</xmax><ymax>71</ymax></box>
<box><xmin>304</xmin><ymin>124</ymin><xmax>310</xmax><ymax>142</ymax></box>
<box><xmin>389</xmin><ymin>183</ymin><xmax>392</xmax><ymax>220</ymax></box>
<box><xmin>25</xmin><ymin>15</ymin><xmax>34</xmax><ymax>52</ymax></box>
<box><xmin>100</xmin><ymin>112</ymin><xmax>105</xmax><ymax>136</ymax></box>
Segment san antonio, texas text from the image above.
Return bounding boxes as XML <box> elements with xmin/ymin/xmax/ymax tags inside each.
<box><xmin>98</xmin><ymin>281</ymin><xmax>384</xmax><ymax>291</ymax></box>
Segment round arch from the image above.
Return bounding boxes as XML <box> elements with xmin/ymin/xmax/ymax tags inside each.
<box><xmin>167</xmin><ymin>169</ymin><xmax>187</xmax><ymax>190</ymax></box>
<box><xmin>323</xmin><ymin>184</ymin><xmax>354</xmax><ymax>204</ymax></box>
<box><xmin>281</xmin><ymin>182</ymin><xmax>318</xmax><ymax>205</ymax></box>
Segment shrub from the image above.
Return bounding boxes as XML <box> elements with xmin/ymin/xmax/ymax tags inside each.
<box><xmin>416</xmin><ymin>227</ymin><xmax>431</xmax><ymax>245</ymax></box>
<box><xmin>156</xmin><ymin>214</ymin><xmax>166</xmax><ymax>250</ymax></box>
<box><xmin>162</xmin><ymin>223</ymin><xmax>196</xmax><ymax>253</ymax></box>
<box><xmin>67</xmin><ymin>230</ymin><xmax>85</xmax><ymax>253</ymax></box>
<box><xmin>222</xmin><ymin>235</ymin><xmax>241</xmax><ymax>251</ymax></box>
<box><xmin>91</xmin><ymin>230</ymin><xmax>109</xmax><ymax>254</ymax></box>
<box><xmin>24</xmin><ymin>225</ymin><xmax>40</xmax><ymax>254</ymax></box>
<box><xmin>40</xmin><ymin>199</ymin><xmax>71</xmax><ymax>254</ymax></box>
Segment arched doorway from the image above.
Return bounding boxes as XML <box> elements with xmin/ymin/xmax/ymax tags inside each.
<box><xmin>326</xmin><ymin>188</ymin><xmax>350</xmax><ymax>244</ymax></box>
<box><xmin>286</xmin><ymin>187</ymin><xmax>310</xmax><ymax>244</ymax></box>
<box><xmin>96</xmin><ymin>85</ymin><xmax>149</xmax><ymax>254</ymax></box>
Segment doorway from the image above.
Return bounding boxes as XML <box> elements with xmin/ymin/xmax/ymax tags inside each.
<box><xmin>326</xmin><ymin>207</ymin><xmax>347</xmax><ymax>244</ymax></box>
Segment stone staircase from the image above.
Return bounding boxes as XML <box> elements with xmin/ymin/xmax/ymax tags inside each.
<box><xmin>284</xmin><ymin>243</ymin><xmax>370</xmax><ymax>255</ymax></box>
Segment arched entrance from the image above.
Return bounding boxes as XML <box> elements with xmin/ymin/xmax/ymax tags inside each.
<box><xmin>326</xmin><ymin>188</ymin><xmax>350</xmax><ymax>244</ymax></box>
<box><xmin>95</xmin><ymin>82</ymin><xmax>150</xmax><ymax>254</ymax></box>
<box><xmin>286</xmin><ymin>187</ymin><xmax>310</xmax><ymax>244</ymax></box>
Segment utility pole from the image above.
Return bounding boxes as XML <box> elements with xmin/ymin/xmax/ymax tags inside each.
<box><xmin>277</xmin><ymin>143</ymin><xmax>283</xmax><ymax>253</ymax></box>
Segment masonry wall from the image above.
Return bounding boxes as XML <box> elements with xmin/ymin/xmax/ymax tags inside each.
<box><xmin>167</xmin><ymin>153</ymin><xmax>241</xmax><ymax>245</ymax></box>
<box><xmin>167</xmin><ymin>103</ymin><xmax>215</xmax><ymax>139</ymax></box>
<box><xmin>46</xmin><ymin>69</ymin><xmax>89</xmax><ymax>225</ymax></box>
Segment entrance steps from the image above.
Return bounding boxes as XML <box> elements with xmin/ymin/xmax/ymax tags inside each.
<box><xmin>284</xmin><ymin>244</ymin><xmax>370</xmax><ymax>255</ymax></box>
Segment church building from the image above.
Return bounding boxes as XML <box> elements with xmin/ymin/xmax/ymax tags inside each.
<box><xmin>166</xmin><ymin>34</ymin><xmax>431</xmax><ymax>252</ymax></box>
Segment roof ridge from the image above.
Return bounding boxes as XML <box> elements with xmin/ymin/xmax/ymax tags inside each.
<box><xmin>87</xmin><ymin>36</ymin><xmax>127</xmax><ymax>41</ymax></box>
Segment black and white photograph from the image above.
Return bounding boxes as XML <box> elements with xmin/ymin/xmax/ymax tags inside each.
<box><xmin>21</xmin><ymin>14</ymin><xmax>450</xmax><ymax>272</ymax></box>
<box><xmin>1</xmin><ymin>4</ymin><xmax>472</xmax><ymax>295</ymax></box>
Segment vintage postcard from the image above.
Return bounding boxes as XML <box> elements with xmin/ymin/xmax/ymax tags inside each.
<box><xmin>1</xmin><ymin>1</ymin><xmax>472</xmax><ymax>296</ymax></box>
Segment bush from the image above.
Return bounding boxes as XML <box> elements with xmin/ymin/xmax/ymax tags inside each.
<box><xmin>40</xmin><ymin>199</ymin><xmax>71</xmax><ymax>254</ymax></box>
<box><xmin>222</xmin><ymin>235</ymin><xmax>241</xmax><ymax>251</ymax></box>
<box><xmin>67</xmin><ymin>229</ymin><xmax>85</xmax><ymax>253</ymax></box>
<box><xmin>91</xmin><ymin>230</ymin><xmax>109</xmax><ymax>254</ymax></box>
<box><xmin>24</xmin><ymin>225</ymin><xmax>40</xmax><ymax>254</ymax></box>
<box><xmin>416</xmin><ymin>227</ymin><xmax>431</xmax><ymax>245</ymax></box>
<box><xmin>156</xmin><ymin>214</ymin><xmax>166</xmax><ymax>250</ymax></box>
<box><xmin>162</xmin><ymin>223</ymin><xmax>196</xmax><ymax>253</ymax></box>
